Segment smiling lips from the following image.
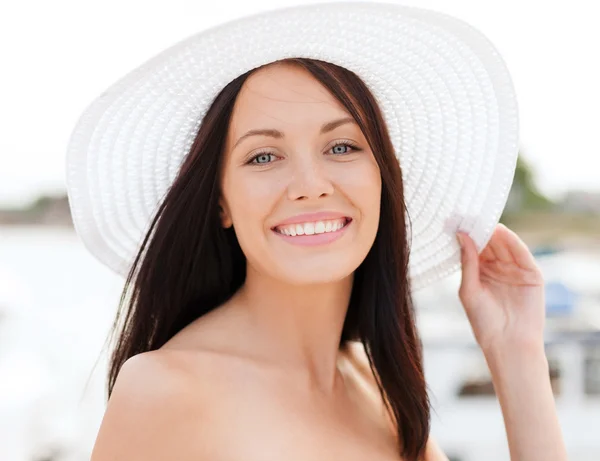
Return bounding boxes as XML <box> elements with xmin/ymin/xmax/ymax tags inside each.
<box><xmin>274</xmin><ymin>218</ymin><xmax>348</xmax><ymax>236</ymax></box>
<box><xmin>271</xmin><ymin>215</ymin><xmax>352</xmax><ymax>246</ymax></box>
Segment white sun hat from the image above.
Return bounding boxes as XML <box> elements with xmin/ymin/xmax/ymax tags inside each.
<box><xmin>65</xmin><ymin>1</ymin><xmax>519</xmax><ymax>292</ymax></box>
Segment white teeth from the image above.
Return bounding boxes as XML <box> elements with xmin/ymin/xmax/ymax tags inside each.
<box><xmin>276</xmin><ymin>218</ymin><xmax>348</xmax><ymax>236</ymax></box>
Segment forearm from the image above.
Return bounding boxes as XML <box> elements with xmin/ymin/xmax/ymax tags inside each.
<box><xmin>484</xmin><ymin>342</ymin><xmax>568</xmax><ymax>461</ymax></box>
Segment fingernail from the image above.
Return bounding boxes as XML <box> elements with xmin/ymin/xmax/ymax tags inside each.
<box><xmin>457</xmin><ymin>233</ymin><xmax>464</xmax><ymax>247</ymax></box>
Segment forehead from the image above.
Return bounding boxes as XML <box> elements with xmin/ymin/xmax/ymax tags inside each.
<box><xmin>227</xmin><ymin>63</ymin><xmax>350</xmax><ymax>137</ymax></box>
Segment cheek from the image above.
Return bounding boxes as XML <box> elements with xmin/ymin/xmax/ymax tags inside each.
<box><xmin>335</xmin><ymin>160</ymin><xmax>382</xmax><ymax>216</ymax></box>
<box><xmin>359</xmin><ymin>172</ymin><xmax>382</xmax><ymax>237</ymax></box>
<box><xmin>225</xmin><ymin>172</ymin><xmax>283</xmax><ymax>240</ymax></box>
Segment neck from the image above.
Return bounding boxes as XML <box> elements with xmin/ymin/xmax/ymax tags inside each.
<box><xmin>234</xmin><ymin>264</ymin><xmax>354</xmax><ymax>393</ymax></box>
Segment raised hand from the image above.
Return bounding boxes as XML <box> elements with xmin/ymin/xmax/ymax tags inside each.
<box><xmin>456</xmin><ymin>223</ymin><xmax>546</xmax><ymax>354</ymax></box>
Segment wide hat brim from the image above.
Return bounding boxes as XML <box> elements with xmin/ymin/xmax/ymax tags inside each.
<box><xmin>65</xmin><ymin>1</ymin><xmax>519</xmax><ymax>291</ymax></box>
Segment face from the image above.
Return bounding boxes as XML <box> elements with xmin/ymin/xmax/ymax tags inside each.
<box><xmin>220</xmin><ymin>63</ymin><xmax>382</xmax><ymax>285</ymax></box>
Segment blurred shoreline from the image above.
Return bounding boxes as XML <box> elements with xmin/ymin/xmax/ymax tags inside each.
<box><xmin>1</xmin><ymin>192</ymin><xmax>598</xmax><ymax>249</ymax></box>
<box><xmin>0</xmin><ymin>194</ymin><xmax>72</xmax><ymax>228</ymax></box>
<box><xmin>502</xmin><ymin>211</ymin><xmax>600</xmax><ymax>249</ymax></box>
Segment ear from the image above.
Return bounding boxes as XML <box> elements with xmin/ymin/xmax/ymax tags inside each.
<box><xmin>218</xmin><ymin>199</ymin><xmax>233</xmax><ymax>228</ymax></box>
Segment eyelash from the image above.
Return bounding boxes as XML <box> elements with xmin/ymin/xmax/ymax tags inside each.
<box><xmin>247</xmin><ymin>140</ymin><xmax>360</xmax><ymax>165</ymax></box>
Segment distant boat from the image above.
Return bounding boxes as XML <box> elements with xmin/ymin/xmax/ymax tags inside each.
<box><xmin>532</xmin><ymin>244</ymin><xmax>562</xmax><ymax>258</ymax></box>
<box><xmin>545</xmin><ymin>281</ymin><xmax>578</xmax><ymax>316</ymax></box>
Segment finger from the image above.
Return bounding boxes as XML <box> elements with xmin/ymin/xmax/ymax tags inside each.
<box><xmin>497</xmin><ymin>224</ymin><xmax>538</xmax><ymax>270</ymax></box>
<box><xmin>457</xmin><ymin>232</ymin><xmax>481</xmax><ymax>295</ymax></box>
<box><xmin>479</xmin><ymin>242</ymin><xmax>497</xmax><ymax>263</ymax></box>
<box><xmin>486</xmin><ymin>225</ymin><xmax>515</xmax><ymax>263</ymax></box>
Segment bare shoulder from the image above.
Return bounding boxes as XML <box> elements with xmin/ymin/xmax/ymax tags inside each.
<box><xmin>423</xmin><ymin>436</ymin><xmax>450</xmax><ymax>461</ymax></box>
<box><xmin>90</xmin><ymin>350</ymin><xmax>218</xmax><ymax>461</ymax></box>
<box><xmin>339</xmin><ymin>340</ymin><xmax>395</xmax><ymax>441</ymax></box>
<box><xmin>90</xmin><ymin>302</ymin><xmax>253</xmax><ymax>459</ymax></box>
<box><xmin>340</xmin><ymin>341</ymin><xmax>449</xmax><ymax>461</ymax></box>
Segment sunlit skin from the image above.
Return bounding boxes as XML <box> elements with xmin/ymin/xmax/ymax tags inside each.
<box><xmin>90</xmin><ymin>63</ymin><xmax>567</xmax><ymax>461</ymax></box>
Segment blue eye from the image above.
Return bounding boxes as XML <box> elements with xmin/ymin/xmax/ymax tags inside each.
<box><xmin>331</xmin><ymin>143</ymin><xmax>351</xmax><ymax>155</ymax></box>
<box><xmin>330</xmin><ymin>140</ymin><xmax>359</xmax><ymax>155</ymax></box>
<box><xmin>249</xmin><ymin>153</ymin><xmax>276</xmax><ymax>164</ymax></box>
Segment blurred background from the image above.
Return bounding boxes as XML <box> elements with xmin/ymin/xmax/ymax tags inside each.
<box><xmin>1</xmin><ymin>0</ymin><xmax>599</xmax><ymax>460</ymax></box>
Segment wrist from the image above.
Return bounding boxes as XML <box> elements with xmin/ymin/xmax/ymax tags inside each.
<box><xmin>483</xmin><ymin>340</ymin><xmax>548</xmax><ymax>375</ymax></box>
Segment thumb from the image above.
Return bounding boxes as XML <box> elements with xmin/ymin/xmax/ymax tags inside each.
<box><xmin>457</xmin><ymin>232</ymin><xmax>481</xmax><ymax>297</ymax></box>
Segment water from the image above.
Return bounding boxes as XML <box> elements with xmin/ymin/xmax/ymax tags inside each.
<box><xmin>0</xmin><ymin>226</ymin><xmax>123</xmax><ymax>460</ymax></box>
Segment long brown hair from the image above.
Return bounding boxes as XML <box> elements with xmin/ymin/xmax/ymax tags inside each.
<box><xmin>106</xmin><ymin>57</ymin><xmax>430</xmax><ymax>460</ymax></box>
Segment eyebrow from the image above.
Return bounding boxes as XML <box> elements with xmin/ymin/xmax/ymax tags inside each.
<box><xmin>232</xmin><ymin>116</ymin><xmax>357</xmax><ymax>150</ymax></box>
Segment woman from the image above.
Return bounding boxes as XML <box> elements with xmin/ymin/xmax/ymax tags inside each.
<box><xmin>65</xmin><ymin>4</ymin><xmax>568</xmax><ymax>461</ymax></box>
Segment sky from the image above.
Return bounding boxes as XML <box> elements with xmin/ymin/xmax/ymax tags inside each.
<box><xmin>1</xmin><ymin>0</ymin><xmax>598</xmax><ymax>207</ymax></box>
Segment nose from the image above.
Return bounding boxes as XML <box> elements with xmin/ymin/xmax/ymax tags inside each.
<box><xmin>287</xmin><ymin>154</ymin><xmax>334</xmax><ymax>201</ymax></box>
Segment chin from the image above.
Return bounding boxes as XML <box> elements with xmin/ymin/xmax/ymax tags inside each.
<box><xmin>284</xmin><ymin>272</ymin><xmax>352</xmax><ymax>286</ymax></box>
<box><xmin>270</xmin><ymin>258</ymin><xmax>360</xmax><ymax>286</ymax></box>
